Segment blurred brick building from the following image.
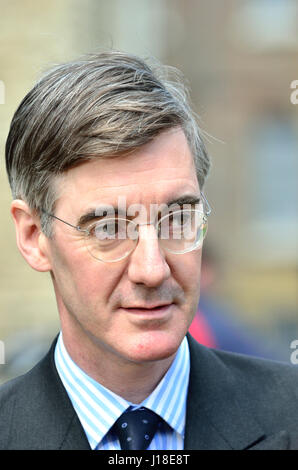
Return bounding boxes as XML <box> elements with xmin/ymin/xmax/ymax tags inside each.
<box><xmin>0</xmin><ymin>0</ymin><xmax>297</xmax><ymax>381</ymax></box>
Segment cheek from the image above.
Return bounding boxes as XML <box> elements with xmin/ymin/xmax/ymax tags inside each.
<box><xmin>172</xmin><ymin>251</ymin><xmax>202</xmax><ymax>326</ymax></box>
<box><xmin>50</xmin><ymin>241</ymin><xmax>120</xmax><ymax>312</ymax></box>
<box><xmin>82</xmin><ymin>269</ymin><xmax>121</xmax><ymax>310</ymax></box>
<box><xmin>67</xmin><ymin>262</ymin><xmax>121</xmax><ymax>310</ymax></box>
<box><xmin>170</xmin><ymin>251</ymin><xmax>202</xmax><ymax>294</ymax></box>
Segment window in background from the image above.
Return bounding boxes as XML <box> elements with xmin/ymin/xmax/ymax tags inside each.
<box><xmin>242</xmin><ymin>112</ymin><xmax>298</xmax><ymax>265</ymax></box>
<box><xmin>230</xmin><ymin>0</ymin><xmax>298</xmax><ymax>51</ymax></box>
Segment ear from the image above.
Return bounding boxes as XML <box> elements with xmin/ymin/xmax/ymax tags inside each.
<box><xmin>10</xmin><ymin>199</ymin><xmax>52</xmax><ymax>272</ymax></box>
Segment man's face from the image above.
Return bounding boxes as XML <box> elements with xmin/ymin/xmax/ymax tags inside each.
<box><xmin>45</xmin><ymin>128</ymin><xmax>203</xmax><ymax>365</ymax></box>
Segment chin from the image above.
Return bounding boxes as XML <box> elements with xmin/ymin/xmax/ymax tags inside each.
<box><xmin>126</xmin><ymin>329</ymin><xmax>186</xmax><ymax>364</ymax></box>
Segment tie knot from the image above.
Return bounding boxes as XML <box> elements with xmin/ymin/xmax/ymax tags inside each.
<box><xmin>113</xmin><ymin>407</ymin><xmax>161</xmax><ymax>450</ymax></box>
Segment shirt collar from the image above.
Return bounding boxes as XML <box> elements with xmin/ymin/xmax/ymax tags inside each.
<box><xmin>54</xmin><ymin>332</ymin><xmax>190</xmax><ymax>449</ymax></box>
<box><xmin>141</xmin><ymin>337</ymin><xmax>190</xmax><ymax>434</ymax></box>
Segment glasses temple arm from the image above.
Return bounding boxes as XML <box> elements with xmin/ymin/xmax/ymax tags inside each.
<box><xmin>201</xmin><ymin>192</ymin><xmax>212</xmax><ymax>216</ymax></box>
<box><xmin>41</xmin><ymin>209</ymin><xmax>86</xmax><ymax>232</ymax></box>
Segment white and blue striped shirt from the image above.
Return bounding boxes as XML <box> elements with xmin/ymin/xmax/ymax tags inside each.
<box><xmin>54</xmin><ymin>332</ymin><xmax>190</xmax><ymax>450</ymax></box>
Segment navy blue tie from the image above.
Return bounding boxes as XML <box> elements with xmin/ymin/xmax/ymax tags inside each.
<box><xmin>113</xmin><ymin>407</ymin><xmax>161</xmax><ymax>450</ymax></box>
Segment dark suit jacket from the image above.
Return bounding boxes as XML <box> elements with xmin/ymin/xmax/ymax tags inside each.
<box><xmin>1</xmin><ymin>334</ymin><xmax>298</xmax><ymax>450</ymax></box>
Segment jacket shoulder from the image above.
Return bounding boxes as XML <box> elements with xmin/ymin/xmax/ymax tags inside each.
<box><xmin>188</xmin><ymin>333</ymin><xmax>298</xmax><ymax>387</ymax></box>
<box><xmin>0</xmin><ymin>374</ymin><xmax>24</xmax><ymax>446</ymax></box>
<box><xmin>188</xmin><ymin>334</ymin><xmax>298</xmax><ymax>434</ymax></box>
<box><xmin>212</xmin><ymin>345</ymin><xmax>298</xmax><ymax>389</ymax></box>
<box><xmin>0</xmin><ymin>355</ymin><xmax>52</xmax><ymax>448</ymax></box>
<box><xmin>0</xmin><ymin>338</ymin><xmax>84</xmax><ymax>450</ymax></box>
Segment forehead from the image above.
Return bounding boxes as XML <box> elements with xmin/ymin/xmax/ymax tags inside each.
<box><xmin>55</xmin><ymin>128</ymin><xmax>199</xmax><ymax>215</ymax></box>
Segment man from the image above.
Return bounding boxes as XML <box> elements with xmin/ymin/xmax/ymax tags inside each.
<box><xmin>1</xmin><ymin>51</ymin><xmax>298</xmax><ymax>450</ymax></box>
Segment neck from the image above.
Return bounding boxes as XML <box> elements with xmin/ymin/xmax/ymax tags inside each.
<box><xmin>60</xmin><ymin>324</ymin><xmax>176</xmax><ymax>404</ymax></box>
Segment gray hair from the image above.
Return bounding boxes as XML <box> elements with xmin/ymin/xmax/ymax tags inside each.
<box><xmin>5</xmin><ymin>50</ymin><xmax>210</xmax><ymax>236</ymax></box>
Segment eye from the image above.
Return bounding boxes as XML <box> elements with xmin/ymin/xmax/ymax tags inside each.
<box><xmin>91</xmin><ymin>218</ymin><xmax>128</xmax><ymax>241</ymax></box>
<box><xmin>95</xmin><ymin>220</ymin><xmax>116</xmax><ymax>240</ymax></box>
<box><xmin>169</xmin><ymin>211</ymin><xmax>191</xmax><ymax>229</ymax></box>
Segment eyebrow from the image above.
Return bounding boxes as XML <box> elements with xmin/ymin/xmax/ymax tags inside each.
<box><xmin>76</xmin><ymin>194</ymin><xmax>202</xmax><ymax>227</ymax></box>
<box><xmin>166</xmin><ymin>194</ymin><xmax>201</xmax><ymax>207</ymax></box>
<box><xmin>76</xmin><ymin>208</ymin><xmax>121</xmax><ymax>228</ymax></box>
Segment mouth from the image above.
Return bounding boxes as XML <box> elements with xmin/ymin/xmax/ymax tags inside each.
<box><xmin>122</xmin><ymin>303</ymin><xmax>172</xmax><ymax>310</ymax></box>
<box><xmin>120</xmin><ymin>303</ymin><xmax>174</xmax><ymax>318</ymax></box>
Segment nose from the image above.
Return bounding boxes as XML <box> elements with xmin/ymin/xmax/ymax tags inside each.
<box><xmin>127</xmin><ymin>224</ymin><xmax>171</xmax><ymax>287</ymax></box>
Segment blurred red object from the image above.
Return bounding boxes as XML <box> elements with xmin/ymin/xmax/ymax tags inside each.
<box><xmin>188</xmin><ymin>309</ymin><xmax>216</xmax><ymax>348</ymax></box>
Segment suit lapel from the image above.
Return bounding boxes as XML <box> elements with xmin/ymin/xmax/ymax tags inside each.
<box><xmin>58</xmin><ymin>414</ymin><xmax>91</xmax><ymax>450</ymax></box>
<box><xmin>9</xmin><ymin>337</ymin><xmax>90</xmax><ymax>450</ymax></box>
<box><xmin>246</xmin><ymin>431</ymin><xmax>289</xmax><ymax>450</ymax></box>
<box><xmin>40</xmin><ymin>340</ymin><xmax>91</xmax><ymax>450</ymax></box>
<box><xmin>184</xmin><ymin>335</ymin><xmax>289</xmax><ymax>450</ymax></box>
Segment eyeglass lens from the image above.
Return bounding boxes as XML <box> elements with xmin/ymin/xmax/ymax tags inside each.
<box><xmin>84</xmin><ymin>209</ymin><xmax>208</xmax><ymax>262</ymax></box>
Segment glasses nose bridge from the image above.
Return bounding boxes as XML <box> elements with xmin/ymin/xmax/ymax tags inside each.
<box><xmin>131</xmin><ymin>219</ymin><xmax>165</xmax><ymax>255</ymax></box>
<box><xmin>129</xmin><ymin>220</ymin><xmax>168</xmax><ymax>267</ymax></box>
<box><xmin>137</xmin><ymin>220</ymin><xmax>156</xmax><ymax>228</ymax></box>
<box><xmin>135</xmin><ymin>220</ymin><xmax>159</xmax><ymax>242</ymax></box>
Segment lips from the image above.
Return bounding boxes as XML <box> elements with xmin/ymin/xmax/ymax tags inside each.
<box><xmin>120</xmin><ymin>303</ymin><xmax>174</xmax><ymax>319</ymax></box>
<box><xmin>122</xmin><ymin>303</ymin><xmax>172</xmax><ymax>310</ymax></box>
